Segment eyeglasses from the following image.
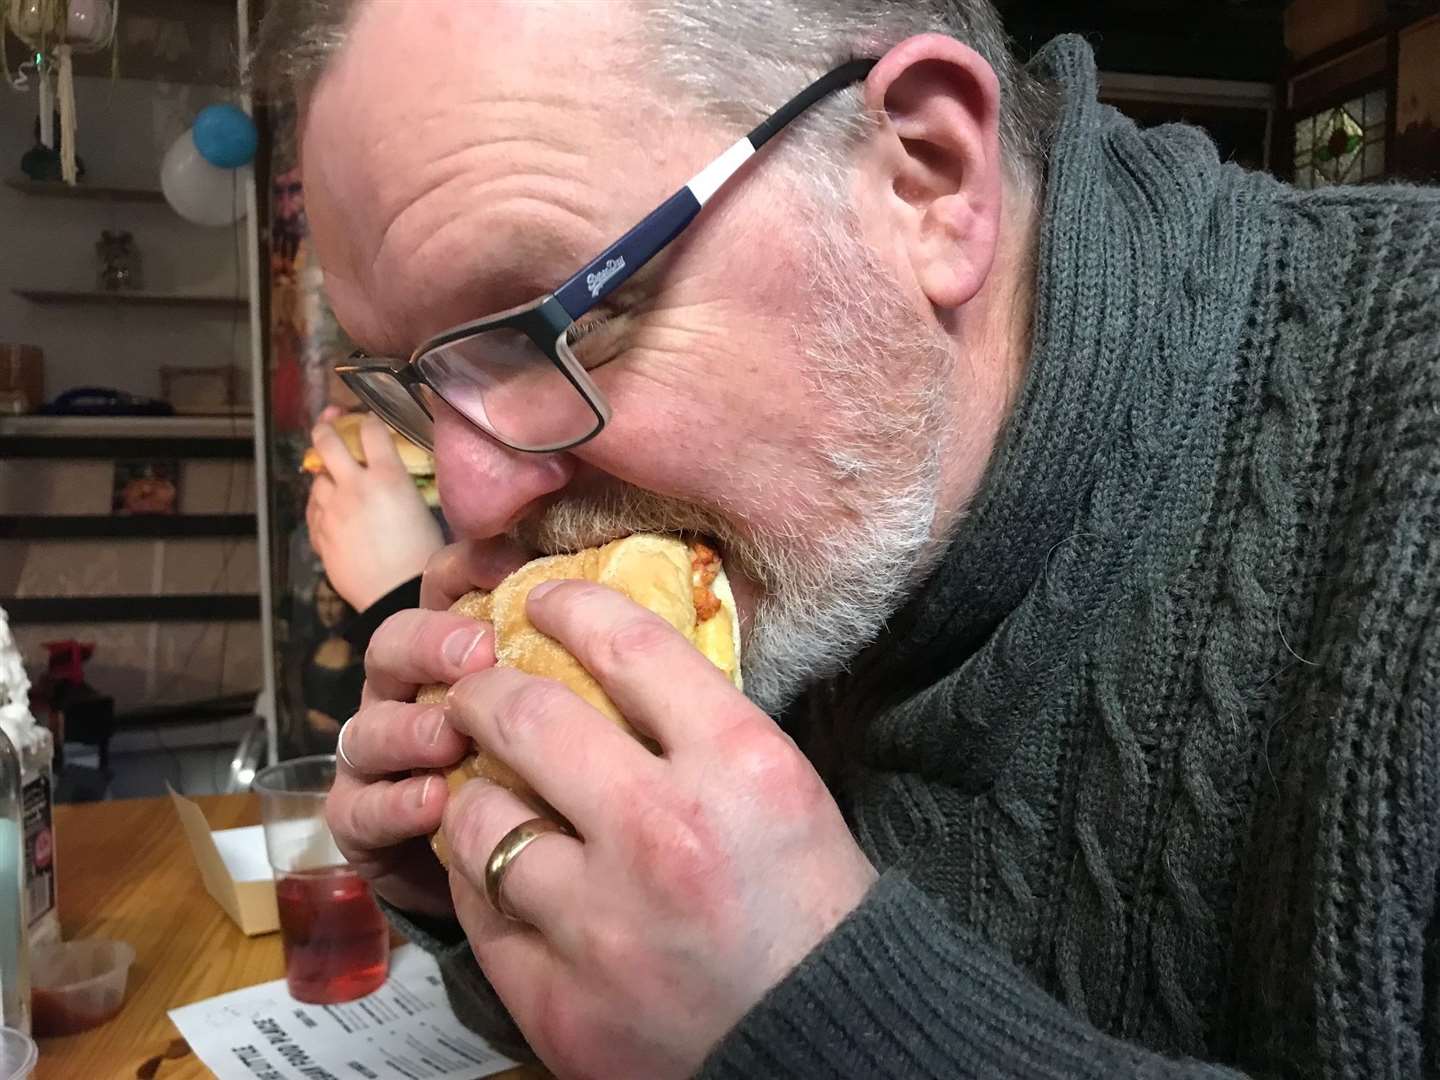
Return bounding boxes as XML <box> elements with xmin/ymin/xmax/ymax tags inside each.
<box><xmin>336</xmin><ymin>58</ymin><xmax>876</xmax><ymax>454</ymax></box>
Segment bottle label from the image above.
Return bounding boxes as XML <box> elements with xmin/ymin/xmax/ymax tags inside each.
<box><xmin>21</xmin><ymin>772</ymin><xmax>54</xmax><ymax>927</ymax></box>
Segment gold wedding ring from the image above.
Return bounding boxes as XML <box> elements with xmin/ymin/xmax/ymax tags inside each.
<box><xmin>484</xmin><ymin>816</ymin><xmax>573</xmax><ymax>921</ymax></box>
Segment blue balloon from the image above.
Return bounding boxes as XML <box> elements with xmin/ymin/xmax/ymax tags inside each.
<box><xmin>192</xmin><ymin>104</ymin><xmax>258</xmax><ymax>169</ymax></box>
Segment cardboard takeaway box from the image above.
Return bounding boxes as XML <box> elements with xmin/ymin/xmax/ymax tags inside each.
<box><xmin>168</xmin><ymin>789</ymin><xmax>278</xmax><ymax>936</ymax></box>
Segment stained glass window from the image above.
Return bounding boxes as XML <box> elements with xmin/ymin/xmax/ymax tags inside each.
<box><xmin>1293</xmin><ymin>89</ymin><xmax>1388</xmax><ymax>188</ymax></box>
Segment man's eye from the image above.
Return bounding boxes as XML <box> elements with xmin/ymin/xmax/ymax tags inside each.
<box><xmin>566</xmin><ymin>315</ymin><xmax>616</xmax><ymax>369</ymax></box>
<box><xmin>568</xmin><ymin>314</ymin><xmax>609</xmax><ymax>343</ymax></box>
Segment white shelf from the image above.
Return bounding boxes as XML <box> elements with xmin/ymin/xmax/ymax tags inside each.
<box><xmin>4</xmin><ymin>178</ymin><xmax>167</xmax><ymax>203</ymax></box>
<box><xmin>0</xmin><ymin>415</ymin><xmax>253</xmax><ymax>438</ymax></box>
<box><xmin>13</xmin><ymin>289</ymin><xmax>248</xmax><ymax>311</ymax></box>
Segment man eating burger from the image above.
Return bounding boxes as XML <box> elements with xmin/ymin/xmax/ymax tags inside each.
<box><xmin>253</xmin><ymin>1</ymin><xmax>1440</xmax><ymax>1078</ymax></box>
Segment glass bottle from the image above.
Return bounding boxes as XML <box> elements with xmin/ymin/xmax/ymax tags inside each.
<box><xmin>0</xmin><ymin>607</ymin><xmax>57</xmax><ymax>949</ymax></box>
<box><xmin>0</xmin><ymin>725</ymin><xmax>30</xmax><ymax>1034</ymax></box>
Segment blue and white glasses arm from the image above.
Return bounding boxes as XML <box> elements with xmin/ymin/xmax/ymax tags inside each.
<box><xmin>552</xmin><ymin>58</ymin><xmax>876</xmax><ymax>321</ymax></box>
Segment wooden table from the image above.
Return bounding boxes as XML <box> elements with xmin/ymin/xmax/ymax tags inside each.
<box><xmin>35</xmin><ymin>794</ymin><xmax>542</xmax><ymax>1079</ymax></box>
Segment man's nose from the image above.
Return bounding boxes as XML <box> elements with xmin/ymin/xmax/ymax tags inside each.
<box><xmin>432</xmin><ymin>398</ymin><xmax>575</xmax><ymax>538</ymax></box>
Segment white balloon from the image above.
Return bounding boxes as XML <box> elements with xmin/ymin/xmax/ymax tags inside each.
<box><xmin>160</xmin><ymin>130</ymin><xmax>249</xmax><ymax>227</ymax></box>
<box><xmin>64</xmin><ymin>0</ymin><xmax>117</xmax><ymax>52</ymax></box>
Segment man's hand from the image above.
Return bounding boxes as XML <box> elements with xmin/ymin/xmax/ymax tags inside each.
<box><xmin>306</xmin><ymin>411</ymin><xmax>444</xmax><ymax>612</ymax></box>
<box><xmin>438</xmin><ymin>581</ymin><xmax>878</xmax><ymax>1080</ymax></box>
<box><xmin>325</xmin><ymin>540</ymin><xmax>530</xmax><ymax>919</ymax></box>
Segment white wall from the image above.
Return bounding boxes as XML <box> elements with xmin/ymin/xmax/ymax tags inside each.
<box><xmin>0</xmin><ymin>74</ymin><xmax>251</xmax><ymax>401</ymax></box>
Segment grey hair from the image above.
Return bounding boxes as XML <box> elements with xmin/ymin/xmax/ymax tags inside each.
<box><xmin>632</xmin><ymin>0</ymin><xmax>1054</xmax><ymax>195</ymax></box>
<box><xmin>250</xmin><ymin>0</ymin><xmax>1054</xmax><ymax>193</ymax></box>
<box><xmin>248</xmin><ymin>0</ymin><xmax>355</xmax><ymax>101</ymax></box>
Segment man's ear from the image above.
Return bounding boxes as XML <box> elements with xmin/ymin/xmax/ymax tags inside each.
<box><xmin>860</xmin><ymin>34</ymin><xmax>1004</xmax><ymax>311</ymax></box>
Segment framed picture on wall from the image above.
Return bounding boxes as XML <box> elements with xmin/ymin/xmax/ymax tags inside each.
<box><xmin>160</xmin><ymin>365</ymin><xmax>246</xmax><ymax>416</ymax></box>
<box><xmin>111</xmin><ymin>460</ymin><xmax>179</xmax><ymax>515</ymax></box>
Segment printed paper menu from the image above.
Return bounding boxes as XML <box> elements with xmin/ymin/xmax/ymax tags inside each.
<box><xmin>168</xmin><ymin>945</ymin><xmax>519</xmax><ymax>1080</ymax></box>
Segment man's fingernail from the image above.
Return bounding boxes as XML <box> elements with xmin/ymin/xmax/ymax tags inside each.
<box><xmin>425</xmin><ymin>708</ymin><xmax>447</xmax><ymax>746</ymax></box>
<box><xmin>412</xmin><ymin>775</ymin><xmax>433</xmax><ymax>810</ymax></box>
<box><xmin>442</xmin><ymin>627</ymin><xmax>484</xmax><ymax>668</ymax></box>
<box><xmin>528</xmin><ymin>581</ymin><xmax>560</xmax><ymax>602</ymax></box>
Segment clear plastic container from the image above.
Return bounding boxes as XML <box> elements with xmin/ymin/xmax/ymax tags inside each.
<box><xmin>0</xmin><ymin>1027</ymin><xmax>36</xmax><ymax>1080</ymax></box>
<box><xmin>29</xmin><ymin>940</ymin><xmax>135</xmax><ymax>1037</ymax></box>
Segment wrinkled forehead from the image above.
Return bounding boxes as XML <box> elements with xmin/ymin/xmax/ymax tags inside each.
<box><xmin>299</xmin><ymin>0</ymin><xmax>681</xmax><ymax>354</ymax></box>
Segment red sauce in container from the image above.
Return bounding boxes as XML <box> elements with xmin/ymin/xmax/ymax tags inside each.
<box><xmin>31</xmin><ymin>986</ymin><xmax>122</xmax><ymax>1037</ymax></box>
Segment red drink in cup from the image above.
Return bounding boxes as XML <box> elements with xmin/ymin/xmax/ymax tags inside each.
<box><xmin>254</xmin><ymin>755</ymin><xmax>390</xmax><ymax>1005</ymax></box>
<box><xmin>275</xmin><ymin>867</ymin><xmax>388</xmax><ymax>1004</ymax></box>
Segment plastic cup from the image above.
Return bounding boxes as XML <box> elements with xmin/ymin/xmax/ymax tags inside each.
<box><xmin>0</xmin><ymin>1027</ymin><xmax>36</xmax><ymax>1080</ymax></box>
<box><xmin>29</xmin><ymin>939</ymin><xmax>135</xmax><ymax>1036</ymax></box>
<box><xmin>252</xmin><ymin>755</ymin><xmax>389</xmax><ymax>1004</ymax></box>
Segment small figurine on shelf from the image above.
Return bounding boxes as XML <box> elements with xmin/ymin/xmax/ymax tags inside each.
<box><xmin>95</xmin><ymin>230</ymin><xmax>142</xmax><ymax>291</ymax></box>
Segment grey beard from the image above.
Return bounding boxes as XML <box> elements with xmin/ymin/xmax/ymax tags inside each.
<box><xmin>507</xmin><ymin>462</ymin><xmax>940</xmax><ymax>716</ymax></box>
<box><xmin>510</xmin><ymin>210</ymin><xmax>953</xmax><ymax>716</ymax></box>
<box><xmin>743</xmin><ymin>212</ymin><xmax>953</xmax><ymax>713</ymax></box>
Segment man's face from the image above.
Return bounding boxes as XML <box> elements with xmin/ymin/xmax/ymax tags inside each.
<box><xmin>302</xmin><ymin>1</ymin><xmax>953</xmax><ymax>712</ymax></box>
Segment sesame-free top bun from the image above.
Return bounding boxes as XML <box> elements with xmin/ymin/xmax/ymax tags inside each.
<box><xmin>422</xmin><ymin>533</ymin><xmax>742</xmax><ymax>865</ymax></box>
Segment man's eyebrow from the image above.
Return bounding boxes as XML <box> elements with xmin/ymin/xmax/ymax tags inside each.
<box><xmin>400</xmin><ymin>238</ymin><xmax>669</xmax><ymax>355</ymax></box>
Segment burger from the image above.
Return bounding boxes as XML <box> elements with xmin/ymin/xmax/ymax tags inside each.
<box><xmin>301</xmin><ymin>412</ymin><xmax>439</xmax><ymax>508</ymax></box>
<box><xmin>419</xmin><ymin>533</ymin><xmax>741</xmax><ymax>864</ymax></box>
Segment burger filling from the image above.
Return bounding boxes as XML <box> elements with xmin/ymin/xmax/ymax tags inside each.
<box><xmin>690</xmin><ymin>540</ymin><xmax>722</xmax><ymax>622</ymax></box>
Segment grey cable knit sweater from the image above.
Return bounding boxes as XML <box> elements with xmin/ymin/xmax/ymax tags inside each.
<box><xmin>389</xmin><ymin>37</ymin><xmax>1440</xmax><ymax>1079</ymax></box>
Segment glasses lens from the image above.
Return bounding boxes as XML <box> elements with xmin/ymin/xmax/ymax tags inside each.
<box><xmin>338</xmin><ymin>368</ymin><xmax>434</xmax><ymax>451</ymax></box>
<box><xmin>415</xmin><ymin>328</ymin><xmax>603</xmax><ymax>452</ymax></box>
